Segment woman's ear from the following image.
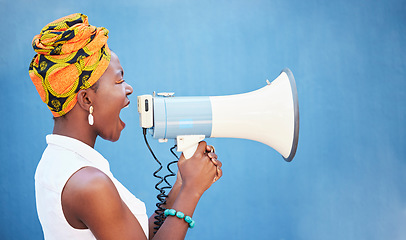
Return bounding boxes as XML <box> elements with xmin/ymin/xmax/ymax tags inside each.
<box><xmin>76</xmin><ymin>89</ymin><xmax>93</xmax><ymax>111</ymax></box>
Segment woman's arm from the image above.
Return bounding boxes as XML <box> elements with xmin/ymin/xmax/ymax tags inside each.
<box><xmin>61</xmin><ymin>167</ymin><xmax>148</xmax><ymax>239</ymax></box>
<box><xmin>151</xmin><ymin>143</ymin><xmax>222</xmax><ymax>239</ymax></box>
<box><xmin>62</xmin><ymin>141</ymin><xmax>222</xmax><ymax>240</ymax></box>
<box><xmin>148</xmin><ymin>175</ymin><xmax>181</xmax><ymax>238</ymax></box>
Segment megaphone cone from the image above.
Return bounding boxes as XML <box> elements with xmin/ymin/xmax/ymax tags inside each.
<box><xmin>210</xmin><ymin>68</ymin><xmax>299</xmax><ymax>161</ymax></box>
<box><xmin>138</xmin><ymin>68</ymin><xmax>299</xmax><ymax>161</ymax></box>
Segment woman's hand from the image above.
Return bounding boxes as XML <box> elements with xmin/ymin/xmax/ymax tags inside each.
<box><xmin>177</xmin><ymin>141</ymin><xmax>223</xmax><ymax>197</ymax></box>
<box><xmin>151</xmin><ymin>142</ymin><xmax>223</xmax><ymax>239</ymax></box>
<box><xmin>208</xmin><ymin>150</ymin><xmax>222</xmax><ymax>183</ymax></box>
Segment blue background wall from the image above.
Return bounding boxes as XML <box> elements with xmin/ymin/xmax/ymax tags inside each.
<box><xmin>1</xmin><ymin>0</ymin><xmax>405</xmax><ymax>239</ymax></box>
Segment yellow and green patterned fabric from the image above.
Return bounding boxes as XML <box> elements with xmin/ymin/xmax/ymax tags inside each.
<box><xmin>29</xmin><ymin>13</ymin><xmax>111</xmax><ymax>117</ymax></box>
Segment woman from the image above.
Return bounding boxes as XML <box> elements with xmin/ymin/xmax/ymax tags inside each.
<box><xmin>30</xmin><ymin>13</ymin><xmax>222</xmax><ymax>240</ymax></box>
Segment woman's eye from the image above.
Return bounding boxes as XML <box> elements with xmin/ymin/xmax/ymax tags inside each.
<box><xmin>116</xmin><ymin>79</ymin><xmax>125</xmax><ymax>84</ymax></box>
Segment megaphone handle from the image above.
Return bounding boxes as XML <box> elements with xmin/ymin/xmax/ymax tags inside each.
<box><xmin>176</xmin><ymin>135</ymin><xmax>206</xmax><ymax>160</ymax></box>
<box><xmin>182</xmin><ymin>144</ymin><xmax>199</xmax><ymax>159</ymax></box>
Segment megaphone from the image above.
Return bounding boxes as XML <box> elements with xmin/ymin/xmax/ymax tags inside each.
<box><xmin>137</xmin><ymin>68</ymin><xmax>299</xmax><ymax>162</ymax></box>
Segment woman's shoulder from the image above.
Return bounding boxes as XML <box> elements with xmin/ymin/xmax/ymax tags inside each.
<box><xmin>64</xmin><ymin>166</ymin><xmax>116</xmax><ymax>195</ymax></box>
<box><xmin>61</xmin><ymin>166</ymin><xmax>129</xmax><ymax>231</ymax></box>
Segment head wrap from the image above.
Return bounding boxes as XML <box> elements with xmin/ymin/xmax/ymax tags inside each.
<box><xmin>29</xmin><ymin>13</ymin><xmax>111</xmax><ymax>117</ymax></box>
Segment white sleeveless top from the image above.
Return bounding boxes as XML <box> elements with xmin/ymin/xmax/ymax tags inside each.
<box><xmin>35</xmin><ymin>134</ymin><xmax>149</xmax><ymax>239</ymax></box>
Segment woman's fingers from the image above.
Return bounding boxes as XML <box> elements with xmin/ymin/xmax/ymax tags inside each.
<box><xmin>206</xmin><ymin>145</ymin><xmax>215</xmax><ymax>153</ymax></box>
<box><xmin>207</xmin><ymin>151</ymin><xmax>222</xmax><ymax>183</ymax></box>
<box><xmin>213</xmin><ymin>166</ymin><xmax>223</xmax><ymax>183</ymax></box>
<box><xmin>208</xmin><ymin>152</ymin><xmax>218</xmax><ymax>162</ymax></box>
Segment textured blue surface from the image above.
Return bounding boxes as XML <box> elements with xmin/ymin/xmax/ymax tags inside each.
<box><xmin>0</xmin><ymin>0</ymin><xmax>405</xmax><ymax>239</ymax></box>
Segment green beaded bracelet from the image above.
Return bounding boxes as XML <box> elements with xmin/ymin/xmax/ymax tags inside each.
<box><xmin>164</xmin><ymin>209</ymin><xmax>195</xmax><ymax>229</ymax></box>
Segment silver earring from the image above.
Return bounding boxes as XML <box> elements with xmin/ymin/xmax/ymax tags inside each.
<box><xmin>88</xmin><ymin>106</ymin><xmax>94</xmax><ymax>126</ymax></box>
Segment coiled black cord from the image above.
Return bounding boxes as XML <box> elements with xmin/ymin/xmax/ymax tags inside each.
<box><xmin>162</xmin><ymin>146</ymin><xmax>179</xmax><ymax>198</ymax></box>
<box><xmin>142</xmin><ymin>128</ymin><xmax>179</xmax><ymax>233</ymax></box>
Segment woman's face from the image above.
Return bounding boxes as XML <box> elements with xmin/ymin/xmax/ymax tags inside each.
<box><xmin>91</xmin><ymin>51</ymin><xmax>133</xmax><ymax>142</ymax></box>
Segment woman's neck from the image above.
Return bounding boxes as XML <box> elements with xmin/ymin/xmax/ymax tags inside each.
<box><xmin>53</xmin><ymin>106</ymin><xmax>97</xmax><ymax>148</ymax></box>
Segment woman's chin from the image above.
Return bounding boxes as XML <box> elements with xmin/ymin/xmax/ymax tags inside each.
<box><xmin>99</xmin><ymin>118</ymin><xmax>126</xmax><ymax>142</ymax></box>
<box><xmin>101</xmin><ymin>128</ymin><xmax>123</xmax><ymax>143</ymax></box>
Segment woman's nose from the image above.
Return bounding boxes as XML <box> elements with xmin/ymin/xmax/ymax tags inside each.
<box><xmin>125</xmin><ymin>82</ymin><xmax>133</xmax><ymax>96</ymax></box>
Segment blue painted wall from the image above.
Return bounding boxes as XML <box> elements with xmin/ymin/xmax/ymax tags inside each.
<box><xmin>1</xmin><ymin>0</ymin><xmax>405</xmax><ymax>239</ymax></box>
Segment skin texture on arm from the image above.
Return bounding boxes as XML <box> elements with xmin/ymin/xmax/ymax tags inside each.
<box><xmin>148</xmin><ymin>177</ymin><xmax>183</xmax><ymax>238</ymax></box>
<box><xmin>61</xmin><ymin>143</ymin><xmax>222</xmax><ymax>240</ymax></box>
<box><xmin>150</xmin><ymin>143</ymin><xmax>222</xmax><ymax>239</ymax></box>
<box><xmin>62</xmin><ymin>167</ymin><xmax>148</xmax><ymax>240</ymax></box>
<box><xmin>148</xmin><ymin>145</ymin><xmax>221</xmax><ymax>239</ymax></box>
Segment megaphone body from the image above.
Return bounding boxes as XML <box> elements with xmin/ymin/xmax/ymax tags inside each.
<box><xmin>138</xmin><ymin>68</ymin><xmax>299</xmax><ymax>162</ymax></box>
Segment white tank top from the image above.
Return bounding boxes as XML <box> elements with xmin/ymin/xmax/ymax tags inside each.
<box><xmin>35</xmin><ymin>134</ymin><xmax>149</xmax><ymax>239</ymax></box>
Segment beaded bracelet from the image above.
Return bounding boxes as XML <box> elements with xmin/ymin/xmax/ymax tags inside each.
<box><xmin>164</xmin><ymin>209</ymin><xmax>195</xmax><ymax>228</ymax></box>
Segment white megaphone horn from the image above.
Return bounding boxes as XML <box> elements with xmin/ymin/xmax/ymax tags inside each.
<box><xmin>137</xmin><ymin>68</ymin><xmax>299</xmax><ymax>162</ymax></box>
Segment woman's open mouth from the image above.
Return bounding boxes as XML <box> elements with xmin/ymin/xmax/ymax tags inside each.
<box><xmin>120</xmin><ymin>100</ymin><xmax>131</xmax><ymax>128</ymax></box>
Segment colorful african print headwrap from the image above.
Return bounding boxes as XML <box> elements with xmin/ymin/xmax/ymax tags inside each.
<box><xmin>29</xmin><ymin>13</ymin><xmax>111</xmax><ymax>117</ymax></box>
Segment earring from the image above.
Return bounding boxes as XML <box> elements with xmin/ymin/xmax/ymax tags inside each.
<box><xmin>88</xmin><ymin>106</ymin><xmax>94</xmax><ymax>126</ymax></box>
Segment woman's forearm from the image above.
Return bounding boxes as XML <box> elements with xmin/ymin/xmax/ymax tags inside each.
<box><xmin>151</xmin><ymin>186</ymin><xmax>202</xmax><ymax>240</ymax></box>
<box><xmin>148</xmin><ymin>181</ymin><xmax>182</xmax><ymax>238</ymax></box>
